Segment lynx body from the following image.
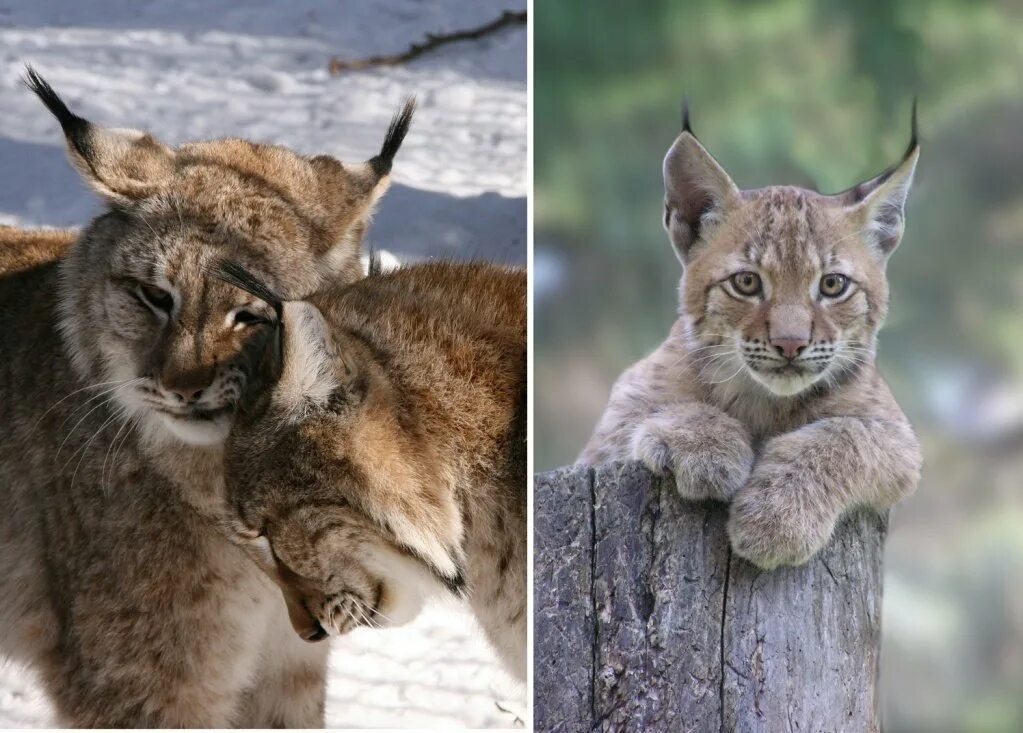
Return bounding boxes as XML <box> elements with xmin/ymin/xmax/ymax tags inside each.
<box><xmin>580</xmin><ymin>106</ymin><xmax>922</xmax><ymax>569</ymax></box>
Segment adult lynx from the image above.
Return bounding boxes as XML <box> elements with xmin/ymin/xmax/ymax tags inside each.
<box><xmin>580</xmin><ymin>105</ymin><xmax>922</xmax><ymax>570</ymax></box>
<box><xmin>0</xmin><ymin>70</ymin><xmax>412</xmax><ymax>725</ymax></box>
<box><xmin>213</xmin><ymin>261</ymin><xmax>527</xmax><ymax>680</ymax></box>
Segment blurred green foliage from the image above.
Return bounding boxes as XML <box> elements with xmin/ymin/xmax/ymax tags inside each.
<box><xmin>534</xmin><ymin>0</ymin><xmax>1023</xmax><ymax>729</ymax></box>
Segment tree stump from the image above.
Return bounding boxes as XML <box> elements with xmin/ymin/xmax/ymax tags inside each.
<box><xmin>534</xmin><ymin>461</ymin><xmax>888</xmax><ymax>733</ymax></box>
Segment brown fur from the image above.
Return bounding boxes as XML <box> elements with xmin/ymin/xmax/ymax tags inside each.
<box><xmin>0</xmin><ymin>73</ymin><xmax>412</xmax><ymax>725</ymax></box>
<box><xmin>580</xmin><ymin>111</ymin><xmax>922</xmax><ymax>569</ymax></box>
<box><xmin>220</xmin><ymin>262</ymin><xmax>527</xmax><ymax>680</ymax></box>
<box><xmin>0</xmin><ymin>225</ymin><xmax>75</xmax><ymax>273</ymax></box>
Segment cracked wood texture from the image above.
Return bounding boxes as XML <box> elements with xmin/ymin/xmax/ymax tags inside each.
<box><xmin>534</xmin><ymin>461</ymin><xmax>888</xmax><ymax>733</ymax></box>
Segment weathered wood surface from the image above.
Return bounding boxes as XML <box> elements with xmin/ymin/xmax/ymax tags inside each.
<box><xmin>534</xmin><ymin>462</ymin><xmax>887</xmax><ymax>733</ymax></box>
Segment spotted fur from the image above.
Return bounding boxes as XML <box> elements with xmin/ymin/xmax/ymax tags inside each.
<box><xmin>0</xmin><ymin>71</ymin><xmax>413</xmax><ymax>725</ymax></box>
<box><xmin>218</xmin><ymin>262</ymin><xmax>527</xmax><ymax>680</ymax></box>
<box><xmin>580</xmin><ymin>106</ymin><xmax>923</xmax><ymax>570</ymax></box>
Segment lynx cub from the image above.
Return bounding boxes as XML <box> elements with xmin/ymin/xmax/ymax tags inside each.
<box><xmin>0</xmin><ymin>70</ymin><xmax>412</xmax><ymax>725</ymax></box>
<box><xmin>580</xmin><ymin>106</ymin><xmax>922</xmax><ymax>570</ymax></box>
<box><xmin>213</xmin><ymin>261</ymin><xmax>527</xmax><ymax>680</ymax></box>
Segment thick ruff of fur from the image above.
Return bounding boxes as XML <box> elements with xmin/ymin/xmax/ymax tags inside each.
<box><xmin>580</xmin><ymin>106</ymin><xmax>922</xmax><ymax>570</ymax></box>
<box><xmin>0</xmin><ymin>70</ymin><xmax>413</xmax><ymax>725</ymax></box>
<box><xmin>220</xmin><ymin>262</ymin><xmax>527</xmax><ymax>680</ymax></box>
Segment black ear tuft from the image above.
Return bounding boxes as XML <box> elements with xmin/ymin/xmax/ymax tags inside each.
<box><xmin>369</xmin><ymin>97</ymin><xmax>416</xmax><ymax>177</ymax></box>
<box><xmin>22</xmin><ymin>66</ymin><xmax>92</xmax><ymax>159</ymax></box>
<box><xmin>366</xmin><ymin>242</ymin><xmax>381</xmax><ymax>277</ymax></box>
<box><xmin>904</xmin><ymin>96</ymin><xmax>919</xmax><ymax>159</ymax></box>
<box><xmin>441</xmin><ymin>569</ymin><xmax>467</xmax><ymax>597</ymax></box>
<box><xmin>211</xmin><ymin>261</ymin><xmax>286</xmax><ymax>396</ymax></box>
<box><xmin>681</xmin><ymin>96</ymin><xmax>694</xmax><ymax>135</ymax></box>
<box><xmin>211</xmin><ymin>261</ymin><xmax>284</xmax><ymax>324</ymax></box>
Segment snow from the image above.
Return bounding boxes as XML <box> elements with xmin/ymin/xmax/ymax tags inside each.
<box><xmin>0</xmin><ymin>0</ymin><xmax>526</xmax><ymax>263</ymax></box>
<box><xmin>0</xmin><ymin>0</ymin><xmax>526</xmax><ymax>728</ymax></box>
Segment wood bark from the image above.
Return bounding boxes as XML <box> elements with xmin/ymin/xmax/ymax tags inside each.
<box><xmin>534</xmin><ymin>461</ymin><xmax>887</xmax><ymax>733</ymax></box>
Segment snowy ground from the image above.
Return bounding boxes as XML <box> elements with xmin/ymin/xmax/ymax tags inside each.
<box><xmin>0</xmin><ymin>0</ymin><xmax>526</xmax><ymax>262</ymax></box>
<box><xmin>0</xmin><ymin>0</ymin><xmax>526</xmax><ymax>728</ymax></box>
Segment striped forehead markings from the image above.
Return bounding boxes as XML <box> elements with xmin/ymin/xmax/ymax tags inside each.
<box><xmin>739</xmin><ymin>193</ymin><xmax>832</xmax><ymax>277</ymax></box>
<box><xmin>744</xmin><ymin>240</ymin><xmax>760</xmax><ymax>264</ymax></box>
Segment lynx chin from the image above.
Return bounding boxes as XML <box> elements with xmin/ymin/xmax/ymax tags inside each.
<box><xmin>579</xmin><ymin>103</ymin><xmax>923</xmax><ymax>570</ymax></box>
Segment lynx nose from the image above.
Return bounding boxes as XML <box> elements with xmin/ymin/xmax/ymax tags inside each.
<box><xmin>168</xmin><ymin>386</ymin><xmax>204</xmax><ymax>402</ymax></box>
<box><xmin>300</xmin><ymin>622</ymin><xmax>328</xmax><ymax>643</ymax></box>
<box><xmin>770</xmin><ymin>336</ymin><xmax>809</xmax><ymax>360</ymax></box>
<box><xmin>160</xmin><ymin>371</ymin><xmax>213</xmax><ymax>403</ymax></box>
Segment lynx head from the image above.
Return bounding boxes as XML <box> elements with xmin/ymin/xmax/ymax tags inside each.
<box><xmin>25</xmin><ymin>68</ymin><xmax>414</xmax><ymax>446</ymax></box>
<box><xmin>215</xmin><ymin>264</ymin><xmax>465</xmax><ymax>641</ymax></box>
<box><xmin>663</xmin><ymin>102</ymin><xmax>919</xmax><ymax>398</ymax></box>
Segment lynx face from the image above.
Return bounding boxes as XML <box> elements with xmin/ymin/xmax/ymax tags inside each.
<box><xmin>663</xmin><ymin>107</ymin><xmax>918</xmax><ymax>398</ymax></box>
<box><xmin>235</xmin><ymin>504</ymin><xmax>440</xmax><ymax>642</ymax></box>
<box><xmin>81</xmin><ymin>212</ymin><xmax>288</xmax><ymax>445</ymax></box>
<box><xmin>680</xmin><ymin>190</ymin><xmax>891</xmax><ymax>397</ymax></box>
<box><xmin>26</xmin><ymin>69</ymin><xmax>413</xmax><ymax>445</ymax></box>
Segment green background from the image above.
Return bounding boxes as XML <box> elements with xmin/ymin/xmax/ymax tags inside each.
<box><xmin>534</xmin><ymin>0</ymin><xmax>1023</xmax><ymax>729</ymax></box>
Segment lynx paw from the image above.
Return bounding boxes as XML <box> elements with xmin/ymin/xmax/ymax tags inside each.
<box><xmin>631</xmin><ymin>414</ymin><xmax>753</xmax><ymax>501</ymax></box>
<box><xmin>727</xmin><ymin>466</ymin><xmax>838</xmax><ymax>569</ymax></box>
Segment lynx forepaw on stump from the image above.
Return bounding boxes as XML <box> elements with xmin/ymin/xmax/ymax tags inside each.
<box><xmin>631</xmin><ymin>413</ymin><xmax>754</xmax><ymax>502</ymax></box>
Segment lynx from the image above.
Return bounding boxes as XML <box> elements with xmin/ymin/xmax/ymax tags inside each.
<box><xmin>579</xmin><ymin>105</ymin><xmax>923</xmax><ymax>570</ymax></box>
<box><xmin>0</xmin><ymin>69</ymin><xmax>413</xmax><ymax>726</ymax></box>
<box><xmin>211</xmin><ymin>260</ymin><xmax>527</xmax><ymax>680</ymax></box>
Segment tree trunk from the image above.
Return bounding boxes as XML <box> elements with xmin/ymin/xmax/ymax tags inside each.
<box><xmin>534</xmin><ymin>461</ymin><xmax>887</xmax><ymax>733</ymax></box>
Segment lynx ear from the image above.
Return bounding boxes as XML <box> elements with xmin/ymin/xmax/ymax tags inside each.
<box><xmin>24</xmin><ymin>68</ymin><xmax>174</xmax><ymax>203</ymax></box>
<box><xmin>307</xmin><ymin>98</ymin><xmax>416</xmax><ymax>273</ymax></box>
<box><xmin>214</xmin><ymin>261</ymin><xmax>361</xmax><ymax>416</ymax></box>
<box><xmin>663</xmin><ymin>103</ymin><xmax>740</xmax><ymax>264</ymax></box>
<box><xmin>277</xmin><ymin>301</ymin><xmax>349</xmax><ymax>412</ymax></box>
<box><xmin>836</xmin><ymin>102</ymin><xmax>920</xmax><ymax>259</ymax></box>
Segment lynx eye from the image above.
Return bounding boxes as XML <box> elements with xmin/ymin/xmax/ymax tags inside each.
<box><xmin>230</xmin><ymin>307</ymin><xmax>268</xmax><ymax>330</ymax></box>
<box><xmin>136</xmin><ymin>283</ymin><xmax>174</xmax><ymax>314</ymax></box>
<box><xmin>819</xmin><ymin>274</ymin><xmax>850</xmax><ymax>298</ymax></box>
<box><xmin>729</xmin><ymin>271</ymin><xmax>762</xmax><ymax>297</ymax></box>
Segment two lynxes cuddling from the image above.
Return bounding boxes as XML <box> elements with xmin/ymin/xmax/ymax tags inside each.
<box><xmin>0</xmin><ymin>71</ymin><xmax>525</xmax><ymax>726</ymax></box>
<box><xmin>580</xmin><ymin>105</ymin><xmax>922</xmax><ymax>570</ymax></box>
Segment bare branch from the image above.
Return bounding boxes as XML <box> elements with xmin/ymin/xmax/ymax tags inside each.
<box><xmin>328</xmin><ymin>10</ymin><xmax>526</xmax><ymax>75</ymax></box>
